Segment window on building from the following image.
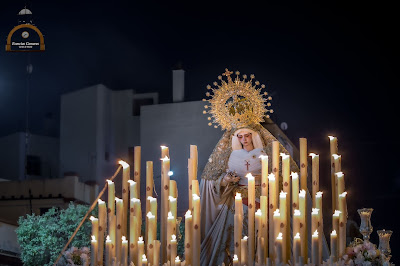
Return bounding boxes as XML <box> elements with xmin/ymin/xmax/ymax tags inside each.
<box><xmin>133</xmin><ymin>98</ymin><xmax>154</xmax><ymax>116</ymax></box>
<box><xmin>26</xmin><ymin>155</ymin><xmax>41</xmax><ymax>176</ymax></box>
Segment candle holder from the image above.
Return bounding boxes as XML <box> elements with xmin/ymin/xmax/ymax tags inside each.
<box><xmin>377</xmin><ymin>229</ymin><xmax>392</xmax><ymax>263</ymax></box>
<box><xmin>358</xmin><ymin>208</ymin><xmax>373</xmax><ymax>241</ymax></box>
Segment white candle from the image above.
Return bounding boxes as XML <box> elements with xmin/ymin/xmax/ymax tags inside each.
<box><xmin>185</xmin><ymin>210</ymin><xmax>193</xmax><ymax>266</ymax></box>
<box><xmin>329</xmin><ymin>136</ymin><xmax>338</xmax><ymax>210</ymax></box>
<box><xmin>259</xmin><ymin>155</ymin><xmax>269</xmax><ymax>197</ymax></box>
<box><xmin>105</xmin><ymin>235</ymin><xmax>112</xmax><ymax>266</ymax></box>
<box><xmin>332</xmin><ymin>154</ymin><xmax>341</xmax><ymax>208</ymax></box>
<box><xmin>260</xmin><ymin>195</ymin><xmax>268</xmax><ymax>258</ymax></box>
<box><xmin>146</xmin><ymin>161</ymin><xmax>154</xmax><ymax>219</ymax></box>
<box><xmin>129</xmin><ymin>215</ymin><xmax>138</xmax><ymax>266</ymax></box>
<box><xmin>119</xmin><ymin>160</ymin><xmax>130</xmax><ymax>238</ymax></box>
<box><xmin>311</xmin><ymin>208</ymin><xmax>320</xmax><ymax>236</ymax></box>
<box><xmin>234</xmin><ymin>212</ymin><xmax>243</xmax><ymax>263</ymax></box>
<box><xmin>98</xmin><ymin>199</ymin><xmax>106</xmax><ymax>265</ymax></box>
<box><xmin>235</xmin><ymin>192</ymin><xmax>243</xmax><ymax>216</ymax></box>
<box><xmin>332</xmin><ymin>210</ymin><xmax>341</xmax><ymax>234</ymax></box>
<box><xmin>291</xmin><ymin>172</ymin><xmax>299</xmax><ymax>210</ymax></box>
<box><xmin>299</xmin><ymin>138</ymin><xmax>307</xmax><ymax>191</ymax></box>
<box><xmin>241</xmin><ymin>236</ymin><xmax>248</xmax><ymax>265</ymax></box>
<box><xmin>316</xmin><ymin>192</ymin><xmax>323</xmax><ymax>261</ymax></box>
<box><xmin>273</xmin><ymin>209</ymin><xmax>281</xmax><ymax>255</ymax></box>
<box><xmin>192</xmin><ymin>193</ymin><xmax>201</xmax><ymax>266</ymax></box>
<box><xmin>309</xmin><ymin>153</ymin><xmax>319</xmax><ymax>205</ymax></box>
<box><xmin>133</xmin><ymin>146</ymin><xmax>141</xmax><ymax>197</ymax></box>
<box><xmin>137</xmin><ymin>237</ymin><xmax>144</xmax><ymax>266</ymax></box>
<box><xmin>167</xmin><ymin>211</ymin><xmax>176</xmax><ymax>262</ymax></box>
<box><xmin>121</xmin><ymin>236</ymin><xmax>128</xmax><ymax>266</ymax></box>
<box><xmin>246</xmin><ymin>173</ymin><xmax>255</xmax><ymax>266</ymax></box>
<box><xmin>169</xmin><ymin>196</ymin><xmax>177</xmax><ymax>221</ymax></box>
<box><xmin>279</xmin><ymin>191</ymin><xmax>288</xmax><ymax>263</ymax></box>
<box><xmin>330</xmin><ymin>230</ymin><xmax>338</xmax><ymax>262</ymax></box>
<box><xmin>90</xmin><ymin>235</ymin><xmax>98</xmax><ymax>266</ymax></box>
<box><xmin>233</xmin><ymin>254</ymin><xmax>240</xmax><ymax>266</ymax></box>
<box><xmin>293</xmin><ymin>232</ymin><xmax>301</xmax><ymax>264</ymax></box>
<box><xmin>115</xmin><ymin>198</ymin><xmax>123</xmax><ymax>264</ymax></box>
<box><xmin>127</xmin><ymin>180</ymin><xmax>138</xmax><ymax>203</ymax></box>
<box><xmin>299</xmin><ymin>189</ymin><xmax>307</xmax><ymax>263</ymax></box>
<box><xmin>153</xmin><ymin>240</ymin><xmax>160</xmax><ymax>266</ymax></box>
<box><xmin>312</xmin><ymin>230</ymin><xmax>320</xmax><ymax>265</ymax></box>
<box><xmin>161</xmin><ymin>155</ymin><xmax>170</xmax><ymax>264</ymax></box>
<box><xmin>170</xmin><ymin>235</ymin><xmax>177</xmax><ymax>266</ymax></box>
<box><xmin>147</xmin><ymin>212</ymin><xmax>156</xmax><ymax>265</ymax></box>
<box><xmin>141</xmin><ymin>254</ymin><xmax>147</xmax><ymax>266</ymax></box>
<box><xmin>268</xmin><ymin>173</ymin><xmax>277</xmax><ymax>258</ymax></box>
<box><xmin>336</xmin><ymin>172</ymin><xmax>345</xmax><ymax>196</ymax></box>
<box><xmin>175</xmin><ymin>256</ymin><xmax>181</xmax><ymax>266</ymax></box>
<box><xmin>275</xmin><ymin>232</ymin><xmax>283</xmax><ymax>264</ymax></box>
<box><xmin>338</xmin><ymin>192</ymin><xmax>347</xmax><ymax>256</ymax></box>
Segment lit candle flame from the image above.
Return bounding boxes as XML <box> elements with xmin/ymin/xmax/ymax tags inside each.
<box><xmin>235</xmin><ymin>193</ymin><xmax>242</xmax><ymax>199</ymax></box>
<box><xmin>335</xmin><ymin>172</ymin><xmax>344</xmax><ymax>178</ymax></box>
<box><xmin>138</xmin><ymin>236</ymin><xmax>144</xmax><ymax>242</ymax></box>
<box><xmin>192</xmin><ymin>194</ymin><xmax>200</xmax><ymax>200</ymax></box>
<box><xmin>106</xmin><ymin>179</ymin><xmax>113</xmax><ymax>185</ymax></box>
<box><xmin>246</xmin><ymin>173</ymin><xmax>254</xmax><ymax>180</ymax></box>
<box><xmin>91</xmin><ymin>235</ymin><xmax>96</xmax><ymax>241</ymax></box>
<box><xmin>333</xmin><ymin>210</ymin><xmax>341</xmax><ymax>217</ymax></box>
<box><xmin>115</xmin><ymin>197</ymin><xmax>122</xmax><ymax>203</ymax></box>
<box><xmin>161</xmin><ymin>156</ymin><xmax>170</xmax><ymax>161</ymax></box>
<box><xmin>233</xmin><ymin>254</ymin><xmax>239</xmax><ymax>261</ymax></box>
<box><xmin>168</xmin><ymin>211</ymin><xmax>174</xmax><ymax>219</ymax></box>
<box><xmin>147</xmin><ymin>196</ymin><xmax>156</xmax><ymax>202</ymax></box>
<box><xmin>268</xmin><ymin>173</ymin><xmax>276</xmax><ymax>181</ymax></box>
<box><xmin>277</xmin><ymin>232</ymin><xmax>283</xmax><ymax>240</ymax></box>
<box><xmin>316</xmin><ymin>191</ymin><xmax>323</xmax><ymax>198</ymax></box>
<box><xmin>168</xmin><ymin>171</ymin><xmax>174</xmax><ymax>176</ymax></box>
<box><xmin>127</xmin><ymin>180</ymin><xmax>136</xmax><ymax>185</ymax></box>
<box><xmin>142</xmin><ymin>254</ymin><xmax>147</xmax><ymax>261</ymax></box>
<box><xmin>332</xmin><ymin>154</ymin><xmax>341</xmax><ymax>160</ymax></box>
<box><xmin>122</xmin><ymin>236</ymin><xmax>127</xmax><ymax>242</ymax></box>
<box><xmin>312</xmin><ymin>230</ymin><xmax>319</xmax><ymax>237</ymax></box>
<box><xmin>97</xmin><ymin>199</ymin><xmax>105</xmax><ymax>204</ymax></box>
<box><xmin>131</xmin><ymin>198</ymin><xmax>140</xmax><ymax>203</ymax></box>
<box><xmin>259</xmin><ymin>155</ymin><xmax>268</xmax><ymax>159</ymax></box>
<box><xmin>147</xmin><ymin>212</ymin><xmax>155</xmax><ymax>219</ymax></box>
<box><xmin>89</xmin><ymin>216</ymin><xmax>96</xmax><ymax>221</ymax></box>
<box><xmin>331</xmin><ymin>230</ymin><xmax>337</xmax><ymax>236</ymax></box>
<box><xmin>279</xmin><ymin>191</ymin><xmax>287</xmax><ymax>198</ymax></box>
<box><xmin>175</xmin><ymin>256</ymin><xmax>180</xmax><ymax>262</ymax></box>
<box><xmin>339</xmin><ymin>192</ymin><xmax>347</xmax><ymax>198</ymax></box>
<box><xmin>280</xmin><ymin>153</ymin><xmax>289</xmax><ymax>159</ymax></box>
<box><xmin>294</xmin><ymin>209</ymin><xmax>301</xmax><ymax>216</ymax></box>
<box><xmin>243</xmin><ymin>236</ymin><xmax>248</xmax><ymax>240</ymax></box>
<box><xmin>309</xmin><ymin>153</ymin><xmax>318</xmax><ymax>158</ymax></box>
<box><xmin>185</xmin><ymin>210</ymin><xmax>192</xmax><ymax>218</ymax></box>
<box><xmin>312</xmin><ymin>208</ymin><xmax>319</xmax><ymax>215</ymax></box>
<box><xmin>294</xmin><ymin>232</ymin><xmax>301</xmax><ymax>239</ymax></box>
<box><xmin>171</xmin><ymin>234</ymin><xmax>177</xmax><ymax>241</ymax></box>
<box><xmin>299</xmin><ymin>190</ymin><xmax>306</xmax><ymax>198</ymax></box>
<box><xmin>118</xmin><ymin>160</ymin><xmax>129</xmax><ymax>169</ymax></box>
<box><xmin>106</xmin><ymin>235</ymin><xmax>111</xmax><ymax>242</ymax></box>
<box><xmin>291</xmin><ymin>172</ymin><xmax>299</xmax><ymax>179</ymax></box>
<box><xmin>255</xmin><ymin>209</ymin><xmax>262</xmax><ymax>216</ymax></box>
<box><xmin>169</xmin><ymin>196</ymin><xmax>177</xmax><ymax>202</ymax></box>
<box><xmin>328</xmin><ymin>136</ymin><xmax>336</xmax><ymax>140</ymax></box>
<box><xmin>273</xmin><ymin>209</ymin><xmax>280</xmax><ymax>216</ymax></box>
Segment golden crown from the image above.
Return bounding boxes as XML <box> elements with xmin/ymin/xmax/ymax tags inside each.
<box><xmin>203</xmin><ymin>69</ymin><xmax>273</xmax><ymax>131</ymax></box>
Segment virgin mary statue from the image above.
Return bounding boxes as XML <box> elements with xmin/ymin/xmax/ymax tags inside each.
<box><xmin>199</xmin><ymin>70</ymin><xmax>328</xmax><ymax>265</ymax></box>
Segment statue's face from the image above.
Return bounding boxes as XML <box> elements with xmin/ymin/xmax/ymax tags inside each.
<box><xmin>237</xmin><ymin>132</ymin><xmax>253</xmax><ymax>149</ymax></box>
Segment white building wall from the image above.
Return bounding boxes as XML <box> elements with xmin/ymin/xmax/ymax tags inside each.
<box><xmin>0</xmin><ymin>133</ymin><xmax>59</xmax><ymax>181</ymax></box>
<box><xmin>140</xmin><ymin>101</ymin><xmax>221</xmax><ymax>216</ymax></box>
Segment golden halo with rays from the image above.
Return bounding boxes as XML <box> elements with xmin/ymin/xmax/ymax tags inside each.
<box><xmin>202</xmin><ymin>69</ymin><xmax>273</xmax><ymax>131</ymax></box>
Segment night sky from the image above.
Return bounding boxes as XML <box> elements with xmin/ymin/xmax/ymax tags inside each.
<box><xmin>1</xmin><ymin>0</ymin><xmax>398</xmax><ymax>261</ymax></box>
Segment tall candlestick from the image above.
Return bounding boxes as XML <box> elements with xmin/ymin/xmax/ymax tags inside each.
<box><xmin>147</xmin><ymin>212</ymin><xmax>156</xmax><ymax>265</ymax></box>
<box><xmin>121</xmin><ymin>236</ymin><xmax>128</xmax><ymax>266</ymax></box>
<box><xmin>169</xmin><ymin>196</ymin><xmax>177</xmax><ymax>220</ymax></box>
<box><xmin>119</xmin><ymin>160</ymin><xmax>130</xmax><ymax>238</ymax></box>
<box><xmin>275</xmin><ymin>232</ymin><xmax>283</xmax><ymax>264</ymax></box>
<box><xmin>129</xmin><ymin>215</ymin><xmax>138</xmax><ymax>266</ymax></box>
<box><xmin>107</xmin><ymin>180</ymin><xmax>116</xmax><ymax>260</ymax></box>
<box><xmin>91</xmin><ymin>235</ymin><xmax>98</xmax><ymax>266</ymax></box>
<box><xmin>311</xmin><ymin>208</ymin><xmax>320</xmax><ymax>237</ymax></box>
<box><xmin>246</xmin><ymin>173</ymin><xmax>255</xmax><ymax>266</ymax></box>
<box><xmin>161</xmin><ymin>145</ymin><xmax>169</xmax><ymax>158</ymax></box>
<box><xmin>115</xmin><ymin>198</ymin><xmax>123</xmax><ymax>264</ymax></box>
<box><xmin>190</xmin><ymin>145</ymin><xmax>198</xmax><ymax>179</ymax></box>
<box><xmin>309</xmin><ymin>153</ymin><xmax>319</xmax><ymax>204</ymax></box>
<box><xmin>338</xmin><ymin>192</ymin><xmax>347</xmax><ymax>256</ymax></box>
<box><xmin>234</xmin><ymin>212</ymin><xmax>243</xmax><ymax>263</ymax></box>
<box><xmin>299</xmin><ymin>189</ymin><xmax>307</xmax><ymax>263</ymax></box>
<box><xmin>170</xmin><ymin>235</ymin><xmax>177</xmax><ymax>266</ymax></box>
<box><xmin>279</xmin><ymin>191</ymin><xmax>289</xmax><ymax>263</ymax></box>
<box><xmin>316</xmin><ymin>192</ymin><xmax>323</xmax><ymax>261</ymax></box>
<box><xmin>332</xmin><ymin>154</ymin><xmax>341</xmax><ymax>208</ymax></box>
<box><xmin>299</xmin><ymin>138</ymin><xmax>308</xmax><ymax>191</ymax></box>
<box><xmin>192</xmin><ymin>193</ymin><xmax>201</xmax><ymax>266</ymax></box>
<box><xmin>241</xmin><ymin>236</ymin><xmax>248</xmax><ymax>265</ymax></box>
<box><xmin>161</xmin><ymin>155</ymin><xmax>170</xmax><ymax>263</ymax></box>
<box><xmin>175</xmin><ymin>256</ymin><xmax>181</xmax><ymax>266</ymax></box>
<box><xmin>141</xmin><ymin>254</ymin><xmax>147</xmax><ymax>266</ymax></box>
<box><xmin>272</xmin><ymin>141</ymin><xmax>280</xmax><ymax>198</ymax></box>
<box><xmin>330</xmin><ymin>230</ymin><xmax>338</xmax><ymax>262</ymax></box>
<box><xmin>268</xmin><ymin>173</ymin><xmax>278</xmax><ymax>258</ymax></box>
<box><xmin>273</xmin><ymin>208</ymin><xmax>281</xmax><ymax>261</ymax></box>
<box><xmin>233</xmin><ymin>254</ymin><xmax>240</xmax><ymax>266</ymax></box>
<box><xmin>98</xmin><ymin>199</ymin><xmax>106</xmax><ymax>265</ymax></box>
<box><xmin>293</xmin><ymin>232</ymin><xmax>301</xmax><ymax>264</ymax></box>
<box><xmin>329</xmin><ymin>136</ymin><xmax>338</xmax><ymax>210</ymax></box>
<box><xmin>147</xmin><ymin>196</ymin><xmax>157</xmax><ymax>234</ymax></box>
<box><xmin>260</xmin><ymin>195</ymin><xmax>268</xmax><ymax>258</ymax></box>
<box><xmin>153</xmin><ymin>240</ymin><xmax>160</xmax><ymax>266</ymax></box>
<box><xmin>167</xmin><ymin>212</ymin><xmax>176</xmax><ymax>262</ymax></box>
<box><xmin>235</xmin><ymin>192</ymin><xmax>243</xmax><ymax>216</ymax></box>
<box><xmin>336</xmin><ymin>172</ymin><xmax>345</xmax><ymax>195</ymax></box>
<box><xmin>184</xmin><ymin>210</ymin><xmax>193</xmax><ymax>266</ymax></box>
<box><xmin>146</xmin><ymin>161</ymin><xmax>154</xmax><ymax>244</ymax></box>
<box><xmin>127</xmin><ymin>180</ymin><xmax>138</xmax><ymax>200</ymax></box>
<box><xmin>105</xmin><ymin>235</ymin><xmax>112</xmax><ymax>266</ymax></box>
<box><xmin>137</xmin><ymin>237</ymin><xmax>144</xmax><ymax>266</ymax></box>
<box><xmin>134</xmin><ymin>146</ymin><xmax>141</xmax><ymax>197</ymax></box>
<box><xmin>291</xmin><ymin>172</ymin><xmax>299</xmax><ymax>211</ymax></box>
<box><xmin>192</xmin><ymin>179</ymin><xmax>199</xmax><ymax>198</ymax></box>
<box><xmin>260</xmin><ymin>155</ymin><xmax>269</xmax><ymax>197</ymax></box>
<box><xmin>257</xmin><ymin>237</ymin><xmax>265</xmax><ymax>265</ymax></box>
<box><xmin>312</xmin><ymin>230</ymin><xmax>320</xmax><ymax>265</ymax></box>
<box><xmin>293</xmin><ymin>209</ymin><xmax>301</xmax><ymax>245</ymax></box>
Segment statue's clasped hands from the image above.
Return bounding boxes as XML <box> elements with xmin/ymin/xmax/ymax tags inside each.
<box><xmin>221</xmin><ymin>170</ymin><xmax>240</xmax><ymax>186</ymax></box>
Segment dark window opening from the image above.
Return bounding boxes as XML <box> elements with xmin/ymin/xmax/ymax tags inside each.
<box><xmin>26</xmin><ymin>155</ymin><xmax>41</xmax><ymax>176</ymax></box>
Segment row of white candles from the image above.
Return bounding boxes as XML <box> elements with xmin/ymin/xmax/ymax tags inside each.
<box><xmin>89</xmin><ymin>136</ymin><xmax>347</xmax><ymax>265</ymax></box>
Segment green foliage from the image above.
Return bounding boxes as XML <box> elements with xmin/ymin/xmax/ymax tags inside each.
<box><xmin>16</xmin><ymin>202</ymin><xmax>95</xmax><ymax>266</ymax></box>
